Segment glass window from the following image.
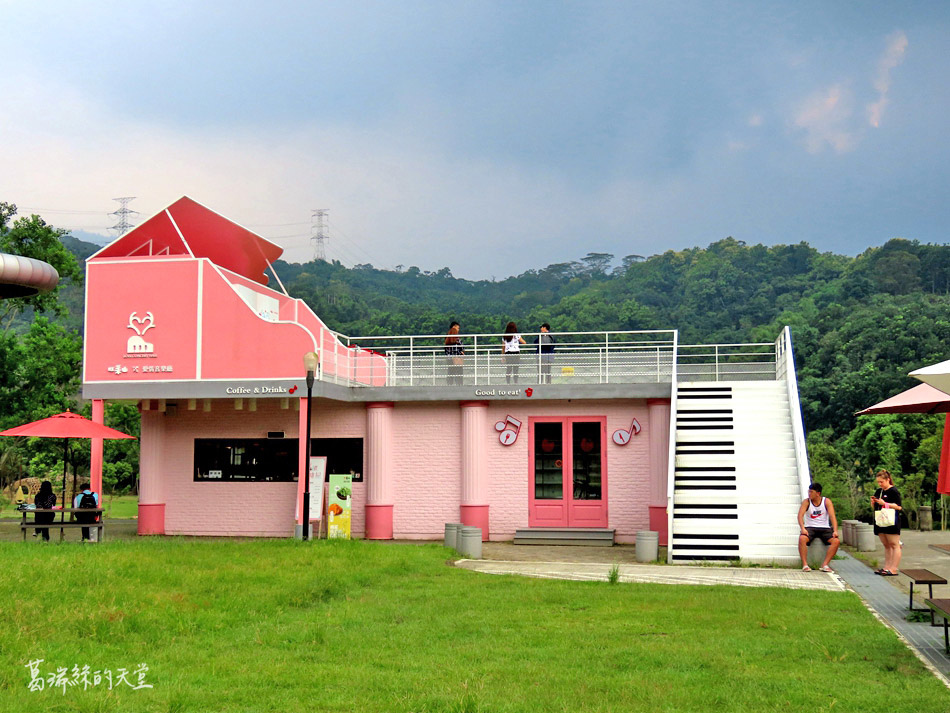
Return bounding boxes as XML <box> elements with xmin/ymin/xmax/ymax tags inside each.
<box><xmin>312</xmin><ymin>438</ymin><xmax>363</xmax><ymax>482</ymax></box>
<box><xmin>194</xmin><ymin>439</ymin><xmax>298</xmax><ymax>482</ymax></box>
<box><xmin>534</xmin><ymin>422</ymin><xmax>563</xmax><ymax>500</ymax></box>
<box><xmin>194</xmin><ymin>438</ymin><xmax>364</xmax><ymax>483</ymax></box>
<box><xmin>572</xmin><ymin>422</ymin><xmax>602</xmax><ymax>500</ymax></box>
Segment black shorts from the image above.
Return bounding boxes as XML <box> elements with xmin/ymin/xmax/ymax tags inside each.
<box><xmin>804</xmin><ymin>527</ymin><xmax>835</xmax><ymax>545</ymax></box>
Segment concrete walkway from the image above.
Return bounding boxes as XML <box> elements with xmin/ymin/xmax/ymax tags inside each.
<box><xmin>455</xmin><ymin>559</ymin><xmax>846</xmax><ymax>591</ymax></box>
<box><xmin>458</xmin><ymin>530</ymin><xmax>950</xmax><ymax>683</ymax></box>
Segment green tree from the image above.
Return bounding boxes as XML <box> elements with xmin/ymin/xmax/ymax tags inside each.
<box><xmin>0</xmin><ymin>203</ymin><xmax>83</xmax><ymax>331</ymax></box>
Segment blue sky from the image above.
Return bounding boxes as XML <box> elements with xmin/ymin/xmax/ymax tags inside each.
<box><xmin>1</xmin><ymin>1</ymin><xmax>947</xmax><ymax>278</ymax></box>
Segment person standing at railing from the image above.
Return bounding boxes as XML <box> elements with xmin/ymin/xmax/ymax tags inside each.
<box><xmin>534</xmin><ymin>323</ymin><xmax>556</xmax><ymax>384</ymax></box>
<box><xmin>503</xmin><ymin>322</ymin><xmax>526</xmax><ymax>384</ymax></box>
<box><xmin>444</xmin><ymin>321</ymin><xmax>465</xmax><ymax>386</ymax></box>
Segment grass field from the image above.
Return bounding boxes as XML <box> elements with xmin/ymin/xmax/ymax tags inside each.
<box><xmin>101</xmin><ymin>494</ymin><xmax>138</xmax><ymax>519</ymax></box>
<box><xmin>1</xmin><ymin>494</ymin><xmax>138</xmax><ymax>519</ymax></box>
<box><xmin>0</xmin><ymin>538</ymin><xmax>946</xmax><ymax>713</ymax></box>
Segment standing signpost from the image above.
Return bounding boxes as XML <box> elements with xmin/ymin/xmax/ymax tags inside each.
<box><xmin>327</xmin><ymin>473</ymin><xmax>352</xmax><ymax>539</ymax></box>
<box><xmin>296</xmin><ymin>456</ymin><xmax>326</xmax><ymax>538</ymax></box>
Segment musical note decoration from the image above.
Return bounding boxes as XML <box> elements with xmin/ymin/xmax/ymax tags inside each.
<box><xmin>611</xmin><ymin>417</ymin><xmax>642</xmax><ymax>446</ymax></box>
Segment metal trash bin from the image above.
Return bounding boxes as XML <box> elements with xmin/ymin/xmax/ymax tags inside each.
<box><xmin>635</xmin><ymin>530</ymin><xmax>659</xmax><ymax>563</ymax></box>
<box><xmin>444</xmin><ymin>522</ymin><xmax>462</xmax><ymax>550</ymax></box>
<box><xmin>457</xmin><ymin>526</ymin><xmax>483</xmax><ymax>559</ymax></box>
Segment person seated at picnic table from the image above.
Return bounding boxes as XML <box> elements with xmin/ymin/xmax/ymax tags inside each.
<box><xmin>72</xmin><ymin>483</ymin><xmax>100</xmax><ymax>542</ymax></box>
<box><xmin>33</xmin><ymin>480</ymin><xmax>56</xmax><ymax>541</ymax></box>
<box><xmin>797</xmin><ymin>482</ymin><xmax>839</xmax><ymax>572</ymax></box>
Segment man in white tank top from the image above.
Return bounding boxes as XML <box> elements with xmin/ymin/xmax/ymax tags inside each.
<box><xmin>797</xmin><ymin>482</ymin><xmax>839</xmax><ymax>572</ymax></box>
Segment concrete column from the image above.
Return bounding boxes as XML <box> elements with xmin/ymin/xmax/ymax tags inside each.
<box><xmin>647</xmin><ymin>398</ymin><xmax>671</xmax><ymax>546</ymax></box>
<box><xmin>90</xmin><ymin>399</ymin><xmax>104</xmax><ymax>498</ymax></box>
<box><xmin>460</xmin><ymin>401</ymin><xmax>489</xmax><ymax>540</ymax></box>
<box><xmin>365</xmin><ymin>402</ymin><xmax>394</xmax><ymax>539</ymax></box>
<box><xmin>137</xmin><ymin>408</ymin><xmax>166</xmax><ymax>535</ymax></box>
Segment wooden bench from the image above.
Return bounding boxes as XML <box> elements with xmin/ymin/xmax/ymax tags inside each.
<box><xmin>20</xmin><ymin>508</ymin><xmax>105</xmax><ymax>542</ymax></box>
<box><xmin>924</xmin><ymin>599</ymin><xmax>950</xmax><ymax>655</ymax></box>
<box><xmin>900</xmin><ymin>569</ymin><xmax>948</xmax><ymax>626</ymax></box>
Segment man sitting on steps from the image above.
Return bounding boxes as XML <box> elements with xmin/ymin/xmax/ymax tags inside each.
<box><xmin>797</xmin><ymin>482</ymin><xmax>839</xmax><ymax>572</ymax></box>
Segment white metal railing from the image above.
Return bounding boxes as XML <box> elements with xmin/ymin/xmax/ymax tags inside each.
<box><xmin>777</xmin><ymin>326</ymin><xmax>811</xmax><ymax>498</ymax></box>
<box><xmin>665</xmin><ymin>330</ymin><xmax>679</xmax><ymax>564</ymax></box>
<box><xmin>313</xmin><ymin>328</ymin><xmax>794</xmax><ymax>392</ymax></box>
<box><xmin>335</xmin><ymin>330</ymin><xmax>677</xmax><ymax>388</ymax></box>
<box><xmin>676</xmin><ymin>342</ymin><xmax>777</xmax><ymax>382</ymax></box>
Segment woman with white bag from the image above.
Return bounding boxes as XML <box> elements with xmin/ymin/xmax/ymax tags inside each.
<box><xmin>871</xmin><ymin>469</ymin><xmax>902</xmax><ymax>576</ymax></box>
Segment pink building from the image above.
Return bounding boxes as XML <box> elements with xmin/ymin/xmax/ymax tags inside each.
<box><xmin>82</xmin><ymin>197</ymin><xmax>810</xmax><ymax>562</ymax></box>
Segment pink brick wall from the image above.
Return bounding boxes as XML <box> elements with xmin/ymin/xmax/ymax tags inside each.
<box><xmin>383</xmin><ymin>399</ymin><xmax>655</xmax><ymax>542</ymax></box>
<box><xmin>153</xmin><ymin>398</ymin><xmax>367</xmax><ymax>537</ymax></box>
<box><xmin>147</xmin><ymin>397</ymin><xmax>661</xmax><ymax>541</ymax></box>
<box><xmin>390</xmin><ymin>403</ymin><xmax>462</xmax><ymax>538</ymax></box>
<box><xmin>483</xmin><ymin>401</ymin><xmax>653</xmax><ymax>543</ymax></box>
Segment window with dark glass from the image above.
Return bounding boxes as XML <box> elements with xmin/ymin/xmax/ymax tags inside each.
<box><xmin>194</xmin><ymin>439</ymin><xmax>298</xmax><ymax>482</ymax></box>
<box><xmin>572</xmin><ymin>421</ymin><xmax>602</xmax><ymax>500</ymax></box>
<box><xmin>312</xmin><ymin>438</ymin><xmax>364</xmax><ymax>482</ymax></box>
<box><xmin>194</xmin><ymin>438</ymin><xmax>364</xmax><ymax>482</ymax></box>
<box><xmin>534</xmin><ymin>422</ymin><xmax>563</xmax><ymax>499</ymax></box>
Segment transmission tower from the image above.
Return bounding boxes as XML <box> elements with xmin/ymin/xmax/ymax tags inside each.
<box><xmin>109</xmin><ymin>197</ymin><xmax>138</xmax><ymax>236</ymax></box>
<box><xmin>311</xmin><ymin>209</ymin><xmax>329</xmax><ymax>261</ymax></box>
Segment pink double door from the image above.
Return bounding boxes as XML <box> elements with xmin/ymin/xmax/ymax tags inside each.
<box><xmin>528</xmin><ymin>417</ymin><xmax>607</xmax><ymax>528</ymax></box>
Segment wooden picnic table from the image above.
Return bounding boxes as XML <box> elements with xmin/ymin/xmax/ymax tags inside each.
<box><xmin>20</xmin><ymin>507</ymin><xmax>105</xmax><ymax>542</ymax></box>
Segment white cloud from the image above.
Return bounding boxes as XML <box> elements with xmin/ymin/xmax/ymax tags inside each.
<box><xmin>0</xmin><ymin>72</ymin><xmax>619</xmax><ymax>277</ymax></box>
<box><xmin>867</xmin><ymin>30</ymin><xmax>908</xmax><ymax>128</ymax></box>
<box><xmin>792</xmin><ymin>85</ymin><xmax>857</xmax><ymax>154</ymax></box>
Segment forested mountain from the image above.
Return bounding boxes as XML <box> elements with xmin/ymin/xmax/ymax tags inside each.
<box><xmin>8</xmin><ymin>213</ymin><xmax>950</xmax><ymax>522</ymax></box>
<box><xmin>274</xmin><ymin>237</ymin><xmax>950</xmax><ymax>523</ymax></box>
<box><xmin>275</xmin><ymin>238</ymin><xmax>950</xmax><ymax>436</ymax></box>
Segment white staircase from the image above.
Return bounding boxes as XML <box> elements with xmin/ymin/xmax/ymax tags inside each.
<box><xmin>670</xmin><ymin>381</ymin><xmax>803</xmax><ymax>565</ymax></box>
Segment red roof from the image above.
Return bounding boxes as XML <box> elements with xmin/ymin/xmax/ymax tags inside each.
<box><xmin>90</xmin><ymin>197</ymin><xmax>283</xmax><ymax>286</ymax></box>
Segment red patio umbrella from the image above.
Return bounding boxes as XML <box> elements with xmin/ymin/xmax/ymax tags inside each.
<box><xmin>0</xmin><ymin>411</ymin><xmax>135</xmax><ymax>517</ymax></box>
<box><xmin>856</xmin><ymin>384</ymin><xmax>950</xmax><ymax>495</ymax></box>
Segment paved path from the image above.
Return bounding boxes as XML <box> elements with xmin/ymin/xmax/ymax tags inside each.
<box><xmin>456</xmin><ymin>559</ymin><xmax>846</xmax><ymax>591</ymax></box>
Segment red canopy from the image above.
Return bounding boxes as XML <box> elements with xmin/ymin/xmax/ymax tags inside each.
<box><xmin>0</xmin><ymin>411</ymin><xmax>135</xmax><ymax>515</ymax></box>
<box><xmin>0</xmin><ymin>411</ymin><xmax>135</xmax><ymax>440</ymax></box>
<box><xmin>856</xmin><ymin>383</ymin><xmax>950</xmax><ymax>415</ymax></box>
<box><xmin>856</xmin><ymin>386</ymin><xmax>950</xmax><ymax>495</ymax></box>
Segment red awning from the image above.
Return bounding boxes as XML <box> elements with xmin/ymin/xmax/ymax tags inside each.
<box><xmin>857</xmin><ymin>383</ymin><xmax>950</xmax><ymax>495</ymax></box>
<box><xmin>0</xmin><ymin>411</ymin><xmax>135</xmax><ymax>440</ymax></box>
<box><xmin>855</xmin><ymin>383</ymin><xmax>950</xmax><ymax>415</ymax></box>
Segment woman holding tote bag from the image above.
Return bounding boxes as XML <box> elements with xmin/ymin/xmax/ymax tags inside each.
<box><xmin>871</xmin><ymin>469</ymin><xmax>902</xmax><ymax>576</ymax></box>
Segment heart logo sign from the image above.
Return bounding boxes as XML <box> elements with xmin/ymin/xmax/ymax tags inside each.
<box><xmin>525</xmin><ymin>388</ymin><xmax>534</xmax><ymax>397</ymax></box>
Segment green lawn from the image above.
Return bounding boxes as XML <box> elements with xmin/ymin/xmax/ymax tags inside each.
<box><xmin>101</xmin><ymin>494</ymin><xmax>138</xmax><ymax>519</ymax></box>
<box><xmin>0</xmin><ymin>539</ymin><xmax>946</xmax><ymax>712</ymax></box>
<box><xmin>1</xmin><ymin>494</ymin><xmax>137</xmax><ymax>519</ymax></box>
